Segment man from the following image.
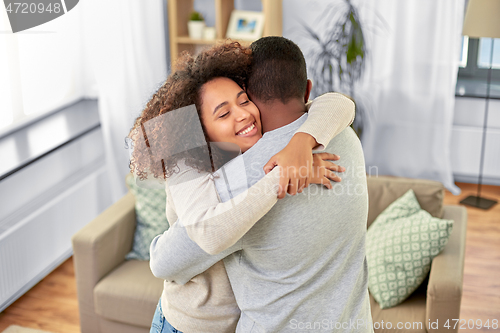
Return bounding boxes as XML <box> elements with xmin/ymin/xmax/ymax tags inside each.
<box><xmin>150</xmin><ymin>37</ymin><xmax>373</xmax><ymax>332</ymax></box>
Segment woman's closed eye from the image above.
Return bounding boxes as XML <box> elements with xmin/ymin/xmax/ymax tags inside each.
<box><xmin>219</xmin><ymin>111</ymin><xmax>230</xmax><ymax>118</ymax></box>
<box><xmin>217</xmin><ymin>95</ymin><xmax>250</xmax><ymax>118</ymax></box>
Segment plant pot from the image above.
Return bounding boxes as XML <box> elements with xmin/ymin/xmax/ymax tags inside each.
<box><xmin>203</xmin><ymin>27</ymin><xmax>216</xmax><ymax>40</ymax></box>
<box><xmin>188</xmin><ymin>21</ymin><xmax>205</xmax><ymax>39</ymax></box>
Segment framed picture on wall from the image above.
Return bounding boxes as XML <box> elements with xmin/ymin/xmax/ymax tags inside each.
<box><xmin>226</xmin><ymin>10</ymin><xmax>265</xmax><ymax>41</ymax></box>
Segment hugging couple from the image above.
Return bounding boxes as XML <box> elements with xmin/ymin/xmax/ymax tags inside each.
<box><xmin>129</xmin><ymin>36</ymin><xmax>373</xmax><ymax>333</ymax></box>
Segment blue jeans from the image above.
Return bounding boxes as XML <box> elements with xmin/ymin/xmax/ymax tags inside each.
<box><xmin>150</xmin><ymin>299</ymin><xmax>183</xmax><ymax>333</ymax></box>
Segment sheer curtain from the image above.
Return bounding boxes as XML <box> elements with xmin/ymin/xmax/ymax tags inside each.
<box><xmin>285</xmin><ymin>0</ymin><xmax>463</xmax><ymax>194</ymax></box>
<box><xmin>0</xmin><ymin>4</ymin><xmax>90</xmax><ymax>133</ymax></box>
<box><xmin>81</xmin><ymin>0</ymin><xmax>167</xmax><ymax>202</ymax></box>
<box><xmin>357</xmin><ymin>0</ymin><xmax>463</xmax><ymax>194</ymax></box>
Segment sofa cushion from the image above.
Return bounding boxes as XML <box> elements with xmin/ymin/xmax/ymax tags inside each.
<box><xmin>125</xmin><ymin>173</ymin><xmax>170</xmax><ymax>260</ymax></box>
<box><xmin>366</xmin><ymin>189</ymin><xmax>453</xmax><ymax>309</ymax></box>
<box><xmin>366</xmin><ymin>176</ymin><xmax>444</xmax><ymax>228</ymax></box>
<box><xmin>94</xmin><ymin>259</ymin><xmax>164</xmax><ymax>327</ymax></box>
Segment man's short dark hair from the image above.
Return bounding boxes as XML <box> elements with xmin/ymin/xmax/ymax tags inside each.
<box><xmin>247</xmin><ymin>36</ymin><xmax>307</xmax><ymax>104</ymax></box>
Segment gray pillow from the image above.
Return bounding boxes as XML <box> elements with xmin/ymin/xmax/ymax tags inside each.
<box><xmin>125</xmin><ymin>174</ymin><xmax>169</xmax><ymax>260</ymax></box>
<box><xmin>366</xmin><ymin>189</ymin><xmax>453</xmax><ymax>309</ymax></box>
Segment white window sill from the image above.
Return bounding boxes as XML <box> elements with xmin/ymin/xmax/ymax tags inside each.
<box><xmin>0</xmin><ymin>99</ymin><xmax>100</xmax><ymax>181</ymax></box>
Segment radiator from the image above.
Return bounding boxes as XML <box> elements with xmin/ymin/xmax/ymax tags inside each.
<box><xmin>0</xmin><ymin>129</ymin><xmax>112</xmax><ymax>312</ymax></box>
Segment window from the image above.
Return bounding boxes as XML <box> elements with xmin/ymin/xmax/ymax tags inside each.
<box><xmin>478</xmin><ymin>38</ymin><xmax>500</xmax><ymax>69</ymax></box>
<box><xmin>458</xmin><ymin>36</ymin><xmax>500</xmax><ymax>81</ymax></box>
<box><xmin>459</xmin><ymin>36</ymin><xmax>468</xmax><ymax>68</ymax></box>
<box><xmin>0</xmin><ymin>5</ymin><xmax>91</xmax><ymax>133</ymax></box>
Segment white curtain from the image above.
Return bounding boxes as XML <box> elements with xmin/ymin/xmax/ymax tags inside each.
<box><xmin>358</xmin><ymin>0</ymin><xmax>463</xmax><ymax>194</ymax></box>
<box><xmin>285</xmin><ymin>0</ymin><xmax>463</xmax><ymax>194</ymax></box>
<box><xmin>82</xmin><ymin>0</ymin><xmax>167</xmax><ymax>202</ymax></box>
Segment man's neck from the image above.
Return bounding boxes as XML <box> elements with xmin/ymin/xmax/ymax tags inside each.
<box><xmin>253</xmin><ymin>98</ymin><xmax>307</xmax><ymax>133</ymax></box>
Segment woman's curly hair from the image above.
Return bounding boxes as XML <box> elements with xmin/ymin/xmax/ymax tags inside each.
<box><xmin>128</xmin><ymin>41</ymin><xmax>252</xmax><ymax>181</ymax></box>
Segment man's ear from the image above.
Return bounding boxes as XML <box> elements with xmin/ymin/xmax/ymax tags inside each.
<box><xmin>304</xmin><ymin>79</ymin><xmax>312</xmax><ymax>103</ymax></box>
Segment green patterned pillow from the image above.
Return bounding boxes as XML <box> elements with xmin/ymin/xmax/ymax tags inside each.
<box><xmin>125</xmin><ymin>174</ymin><xmax>169</xmax><ymax>260</ymax></box>
<box><xmin>366</xmin><ymin>189</ymin><xmax>453</xmax><ymax>309</ymax></box>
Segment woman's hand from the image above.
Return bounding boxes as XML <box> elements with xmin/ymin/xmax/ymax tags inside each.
<box><xmin>309</xmin><ymin>152</ymin><xmax>345</xmax><ymax>189</ymax></box>
<box><xmin>263</xmin><ymin>133</ymin><xmax>315</xmax><ymax>198</ymax></box>
<box><xmin>264</xmin><ymin>132</ymin><xmax>337</xmax><ymax>199</ymax></box>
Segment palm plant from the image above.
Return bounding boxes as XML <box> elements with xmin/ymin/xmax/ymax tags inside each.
<box><xmin>302</xmin><ymin>0</ymin><xmax>367</xmax><ymax>138</ymax></box>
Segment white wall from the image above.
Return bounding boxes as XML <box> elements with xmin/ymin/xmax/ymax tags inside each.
<box><xmin>451</xmin><ymin>97</ymin><xmax>500</xmax><ymax>185</ymax></box>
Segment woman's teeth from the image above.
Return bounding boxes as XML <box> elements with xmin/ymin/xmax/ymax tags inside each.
<box><xmin>237</xmin><ymin>123</ymin><xmax>255</xmax><ymax>135</ymax></box>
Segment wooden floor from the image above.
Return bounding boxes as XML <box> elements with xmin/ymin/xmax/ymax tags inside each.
<box><xmin>0</xmin><ymin>256</ymin><xmax>79</xmax><ymax>333</ymax></box>
<box><xmin>444</xmin><ymin>183</ymin><xmax>500</xmax><ymax>332</ymax></box>
<box><xmin>0</xmin><ymin>182</ymin><xmax>498</xmax><ymax>333</ymax></box>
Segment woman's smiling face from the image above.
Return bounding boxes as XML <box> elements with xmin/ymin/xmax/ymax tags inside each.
<box><xmin>200</xmin><ymin>77</ymin><xmax>262</xmax><ymax>153</ymax></box>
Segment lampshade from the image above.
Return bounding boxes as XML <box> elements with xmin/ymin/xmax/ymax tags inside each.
<box><xmin>463</xmin><ymin>0</ymin><xmax>500</xmax><ymax>38</ymax></box>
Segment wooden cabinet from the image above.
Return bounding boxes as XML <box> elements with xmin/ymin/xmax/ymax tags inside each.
<box><xmin>167</xmin><ymin>0</ymin><xmax>282</xmax><ymax>65</ymax></box>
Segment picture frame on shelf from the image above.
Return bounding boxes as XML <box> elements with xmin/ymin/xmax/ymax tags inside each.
<box><xmin>226</xmin><ymin>10</ymin><xmax>265</xmax><ymax>41</ymax></box>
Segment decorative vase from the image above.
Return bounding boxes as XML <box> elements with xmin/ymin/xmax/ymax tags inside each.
<box><xmin>188</xmin><ymin>21</ymin><xmax>205</xmax><ymax>39</ymax></box>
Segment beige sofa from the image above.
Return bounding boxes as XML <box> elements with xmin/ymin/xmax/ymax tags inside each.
<box><xmin>72</xmin><ymin>176</ymin><xmax>467</xmax><ymax>333</ymax></box>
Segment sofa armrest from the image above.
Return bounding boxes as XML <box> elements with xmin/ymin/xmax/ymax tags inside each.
<box><xmin>71</xmin><ymin>192</ymin><xmax>136</xmax><ymax>333</ymax></box>
<box><xmin>426</xmin><ymin>205</ymin><xmax>467</xmax><ymax>332</ymax></box>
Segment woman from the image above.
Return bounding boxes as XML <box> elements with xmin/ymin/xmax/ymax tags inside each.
<box><xmin>129</xmin><ymin>42</ymin><xmax>354</xmax><ymax>333</ymax></box>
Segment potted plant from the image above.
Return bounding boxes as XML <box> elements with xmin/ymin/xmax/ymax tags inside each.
<box><xmin>188</xmin><ymin>11</ymin><xmax>205</xmax><ymax>40</ymax></box>
<box><xmin>301</xmin><ymin>0</ymin><xmax>369</xmax><ymax>139</ymax></box>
